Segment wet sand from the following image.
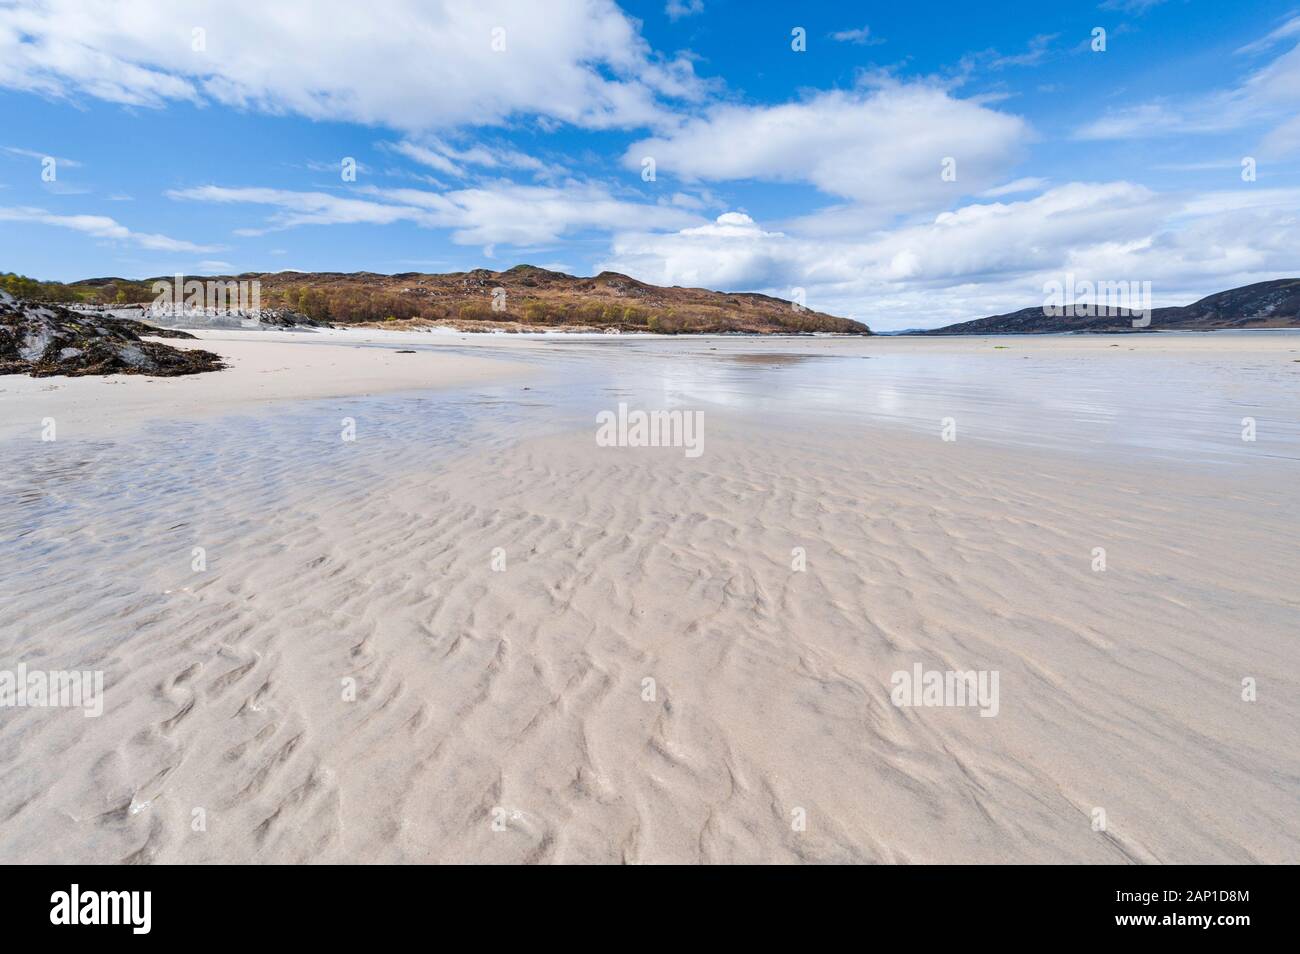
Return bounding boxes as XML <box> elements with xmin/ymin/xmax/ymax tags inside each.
<box><xmin>0</xmin><ymin>333</ymin><xmax>531</xmax><ymax>441</ymax></box>
<box><xmin>1</xmin><ymin>331</ymin><xmax>1297</xmax><ymax>863</ymax></box>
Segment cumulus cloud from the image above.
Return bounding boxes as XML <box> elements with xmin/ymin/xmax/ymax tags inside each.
<box><xmin>626</xmin><ymin>82</ymin><xmax>1031</xmax><ymax>218</ymax></box>
<box><xmin>0</xmin><ymin>0</ymin><xmax>708</xmax><ymax>131</ymax></box>
<box><xmin>599</xmin><ymin>184</ymin><xmax>1300</xmax><ymax>329</ymax></box>
<box><xmin>0</xmin><ymin>205</ymin><xmax>219</xmax><ymax>251</ymax></box>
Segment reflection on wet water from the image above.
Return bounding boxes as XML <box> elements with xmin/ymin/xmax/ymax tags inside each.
<box><xmin>696</xmin><ymin>352</ymin><xmax>838</xmax><ymax>368</ymax></box>
<box><xmin>2</xmin><ymin>336</ymin><xmax>1294</xmax><ymax>618</ymax></box>
<box><xmin>399</xmin><ymin>337</ymin><xmax>1299</xmax><ymax>466</ymax></box>
<box><xmin>0</xmin><ymin>391</ymin><xmax>525</xmax><ymax>594</ymax></box>
<box><xmin>158</xmin><ymin>333</ymin><xmax>1299</xmax><ymax>466</ymax></box>
<box><xmin>5</xmin><ymin>336</ymin><xmax>1298</xmax><ymax>505</ymax></box>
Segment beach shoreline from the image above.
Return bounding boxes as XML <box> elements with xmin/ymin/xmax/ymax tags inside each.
<box><xmin>4</xmin><ymin>325</ymin><xmax>1298</xmax><ymax>443</ymax></box>
<box><xmin>0</xmin><ymin>331</ymin><xmax>534</xmax><ymax>442</ymax></box>
<box><xmin>2</xmin><ymin>331</ymin><xmax>1297</xmax><ymax>863</ymax></box>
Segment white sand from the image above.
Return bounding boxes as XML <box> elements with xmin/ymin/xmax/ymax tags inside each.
<box><xmin>0</xmin><ymin>331</ymin><xmax>531</xmax><ymax>441</ymax></box>
<box><xmin>1</xmin><ymin>331</ymin><xmax>1296</xmax><ymax>863</ymax></box>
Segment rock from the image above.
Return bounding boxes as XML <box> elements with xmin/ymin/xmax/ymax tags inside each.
<box><xmin>0</xmin><ymin>291</ymin><xmax>225</xmax><ymax>377</ymax></box>
<box><xmin>254</xmin><ymin>308</ymin><xmax>323</xmax><ymax>328</ymax></box>
<box><xmin>67</xmin><ymin>302</ymin><xmax>324</xmax><ymax>330</ymax></box>
<box><xmin>104</xmin><ymin>318</ymin><xmax>198</xmax><ymax>339</ymax></box>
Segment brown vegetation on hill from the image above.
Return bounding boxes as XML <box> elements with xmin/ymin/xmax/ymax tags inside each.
<box><xmin>25</xmin><ymin>265</ymin><xmax>869</xmax><ymax>335</ymax></box>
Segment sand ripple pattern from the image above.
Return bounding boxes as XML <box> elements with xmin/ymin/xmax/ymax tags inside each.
<box><xmin>1</xmin><ymin>399</ymin><xmax>1297</xmax><ymax>863</ymax></box>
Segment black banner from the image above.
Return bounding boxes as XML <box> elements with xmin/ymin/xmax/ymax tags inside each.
<box><xmin>1</xmin><ymin>865</ymin><xmax>1284</xmax><ymax>941</ymax></box>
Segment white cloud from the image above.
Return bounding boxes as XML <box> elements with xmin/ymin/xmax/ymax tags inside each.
<box><xmin>386</xmin><ymin>139</ymin><xmax>550</xmax><ymax>180</ymax></box>
<box><xmin>598</xmin><ymin>183</ymin><xmax>1300</xmax><ymax>330</ymax></box>
<box><xmin>1074</xmin><ymin>102</ymin><xmax>1226</xmax><ymax>140</ymax></box>
<box><xmin>168</xmin><ymin>186</ymin><xmax>421</xmax><ymax>235</ymax></box>
<box><xmin>626</xmin><ymin>82</ymin><xmax>1031</xmax><ymax>217</ymax></box>
<box><xmin>0</xmin><ymin>205</ymin><xmax>219</xmax><ymax>252</ymax></box>
<box><xmin>1175</xmin><ymin>186</ymin><xmax>1300</xmax><ymax>218</ymax></box>
<box><xmin>0</xmin><ymin>0</ymin><xmax>708</xmax><ymax>131</ymax></box>
<box><xmin>665</xmin><ymin>1</ymin><xmax>703</xmax><ymax>21</ymax></box>
<box><xmin>600</xmin><ymin>211</ymin><xmax>793</xmax><ymax>289</ymax></box>
<box><xmin>372</xmin><ymin>183</ymin><xmax>701</xmax><ymax>245</ymax></box>
<box><xmin>602</xmin><ymin>185</ymin><xmax>1165</xmax><ymax>291</ymax></box>
<box><xmin>1259</xmin><ymin>115</ymin><xmax>1300</xmax><ymax>157</ymax></box>
<box><xmin>167</xmin><ymin>182</ymin><xmax>701</xmax><ymax>247</ymax></box>
<box><xmin>979</xmin><ymin>177</ymin><xmax>1049</xmax><ymax>197</ymax></box>
<box><xmin>987</xmin><ymin>33</ymin><xmax>1057</xmax><ymax>69</ymax></box>
<box><xmin>1237</xmin><ymin>15</ymin><xmax>1300</xmax><ymax>55</ymax></box>
<box><xmin>830</xmin><ymin>26</ymin><xmax>884</xmax><ymax>46</ymax></box>
<box><xmin>1098</xmin><ymin>0</ymin><xmax>1168</xmax><ymax>14</ymax></box>
<box><xmin>1076</xmin><ymin>17</ymin><xmax>1300</xmax><ymax>156</ymax></box>
<box><xmin>387</xmin><ymin>143</ymin><xmax>462</xmax><ymax>178</ymax></box>
<box><xmin>3</xmin><ymin>146</ymin><xmax>82</xmax><ymax>166</ymax></box>
<box><xmin>306</xmin><ymin>158</ymin><xmax>371</xmax><ymax>176</ymax></box>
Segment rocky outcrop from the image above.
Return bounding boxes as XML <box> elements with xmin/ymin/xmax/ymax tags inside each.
<box><xmin>103</xmin><ymin>316</ymin><xmax>198</xmax><ymax>339</ymax></box>
<box><xmin>68</xmin><ymin>302</ymin><xmax>324</xmax><ymax>331</ymax></box>
<box><xmin>253</xmin><ymin>307</ymin><xmax>323</xmax><ymax>328</ymax></box>
<box><xmin>0</xmin><ymin>291</ymin><xmax>224</xmax><ymax>377</ymax></box>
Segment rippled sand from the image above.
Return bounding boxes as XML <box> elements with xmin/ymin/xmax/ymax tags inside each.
<box><xmin>1</xmin><ymin>331</ymin><xmax>1297</xmax><ymax>863</ymax></box>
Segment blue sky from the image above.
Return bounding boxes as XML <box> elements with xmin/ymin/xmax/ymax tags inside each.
<box><xmin>2</xmin><ymin>0</ymin><xmax>1298</xmax><ymax>329</ymax></box>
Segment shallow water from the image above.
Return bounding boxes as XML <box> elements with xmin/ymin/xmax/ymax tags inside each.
<box><xmin>5</xmin><ymin>335</ymin><xmax>1297</xmax><ymax>612</ymax></box>
<box><xmin>5</xmin><ymin>339</ymin><xmax>1295</xmax><ymax>564</ymax></box>
<box><xmin>327</xmin><ymin>335</ymin><xmax>1300</xmax><ymax>467</ymax></box>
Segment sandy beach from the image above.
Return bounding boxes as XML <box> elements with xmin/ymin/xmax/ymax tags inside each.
<box><xmin>1</xmin><ymin>330</ymin><xmax>1297</xmax><ymax>863</ymax></box>
<box><xmin>0</xmin><ymin>331</ymin><xmax>532</xmax><ymax>441</ymax></box>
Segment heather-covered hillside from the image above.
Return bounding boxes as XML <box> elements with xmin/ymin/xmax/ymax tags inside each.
<box><xmin>10</xmin><ymin>267</ymin><xmax>870</xmax><ymax>335</ymax></box>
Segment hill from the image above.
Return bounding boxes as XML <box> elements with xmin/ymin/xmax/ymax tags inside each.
<box><xmin>7</xmin><ymin>267</ymin><xmax>869</xmax><ymax>335</ymax></box>
<box><xmin>914</xmin><ymin>279</ymin><xmax>1300</xmax><ymax>335</ymax></box>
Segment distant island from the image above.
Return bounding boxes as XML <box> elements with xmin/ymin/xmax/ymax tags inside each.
<box><xmin>912</xmin><ymin>279</ymin><xmax>1300</xmax><ymax>335</ymax></box>
<box><xmin>2</xmin><ymin>266</ymin><xmax>870</xmax><ymax>336</ymax></box>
